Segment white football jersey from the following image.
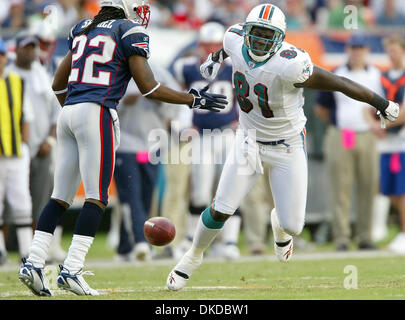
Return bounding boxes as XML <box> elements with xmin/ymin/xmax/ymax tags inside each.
<box><xmin>223</xmin><ymin>24</ymin><xmax>313</xmax><ymax>141</ymax></box>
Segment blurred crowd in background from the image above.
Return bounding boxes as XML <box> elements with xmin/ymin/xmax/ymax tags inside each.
<box><xmin>1</xmin><ymin>0</ymin><xmax>405</xmax><ymax>265</ymax></box>
<box><xmin>1</xmin><ymin>0</ymin><xmax>405</xmax><ymax>35</ymax></box>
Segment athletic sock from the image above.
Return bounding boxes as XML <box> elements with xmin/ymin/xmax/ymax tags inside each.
<box><xmin>36</xmin><ymin>199</ymin><xmax>67</xmax><ymax>234</ymax></box>
<box><xmin>27</xmin><ymin>230</ymin><xmax>53</xmax><ymax>268</ymax></box>
<box><xmin>73</xmin><ymin>201</ymin><xmax>104</xmax><ymax>237</ymax></box>
<box><xmin>62</xmin><ymin>201</ymin><xmax>103</xmax><ymax>273</ymax></box>
<box><xmin>189</xmin><ymin>207</ymin><xmax>226</xmax><ymax>257</ymax></box>
<box><xmin>63</xmin><ymin>234</ymin><xmax>94</xmax><ymax>274</ymax></box>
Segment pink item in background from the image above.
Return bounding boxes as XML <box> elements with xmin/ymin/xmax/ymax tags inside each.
<box><xmin>390</xmin><ymin>153</ymin><xmax>402</xmax><ymax>174</ymax></box>
<box><xmin>136</xmin><ymin>151</ymin><xmax>150</xmax><ymax>164</ymax></box>
<box><xmin>341</xmin><ymin>129</ymin><xmax>356</xmax><ymax>150</ymax></box>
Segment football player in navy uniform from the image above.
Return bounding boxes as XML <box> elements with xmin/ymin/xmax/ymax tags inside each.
<box><xmin>172</xmin><ymin>22</ymin><xmax>242</xmax><ymax>260</ymax></box>
<box><xmin>18</xmin><ymin>0</ymin><xmax>227</xmax><ymax>297</ymax></box>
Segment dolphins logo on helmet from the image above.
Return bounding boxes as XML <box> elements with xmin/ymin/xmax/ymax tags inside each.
<box><xmin>243</xmin><ymin>4</ymin><xmax>286</xmax><ymax>62</ymax></box>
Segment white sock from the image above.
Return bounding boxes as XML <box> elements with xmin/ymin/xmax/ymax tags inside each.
<box><xmin>189</xmin><ymin>214</ymin><xmax>223</xmax><ymax>257</ymax></box>
<box><xmin>16</xmin><ymin>226</ymin><xmax>33</xmax><ymax>258</ymax></box>
<box><xmin>63</xmin><ymin>234</ymin><xmax>94</xmax><ymax>274</ymax></box>
<box><xmin>221</xmin><ymin>215</ymin><xmax>242</xmax><ymax>245</ymax></box>
<box><xmin>50</xmin><ymin>225</ymin><xmax>64</xmax><ymax>250</ymax></box>
<box><xmin>272</xmin><ymin>209</ymin><xmax>292</xmax><ymax>243</ymax></box>
<box><xmin>27</xmin><ymin>230</ymin><xmax>53</xmax><ymax>268</ymax></box>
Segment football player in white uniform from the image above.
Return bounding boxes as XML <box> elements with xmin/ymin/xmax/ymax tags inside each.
<box><xmin>167</xmin><ymin>3</ymin><xmax>400</xmax><ymax>291</ymax></box>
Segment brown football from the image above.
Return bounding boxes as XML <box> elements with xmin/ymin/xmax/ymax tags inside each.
<box><xmin>143</xmin><ymin>217</ymin><xmax>176</xmax><ymax>246</ymax></box>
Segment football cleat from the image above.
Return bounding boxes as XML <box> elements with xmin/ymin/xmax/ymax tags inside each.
<box><xmin>57</xmin><ymin>265</ymin><xmax>99</xmax><ymax>296</ymax></box>
<box><xmin>18</xmin><ymin>258</ymin><xmax>53</xmax><ymax>296</ymax></box>
<box><xmin>271</xmin><ymin>209</ymin><xmax>293</xmax><ymax>263</ymax></box>
<box><xmin>166</xmin><ymin>250</ymin><xmax>203</xmax><ymax>291</ymax></box>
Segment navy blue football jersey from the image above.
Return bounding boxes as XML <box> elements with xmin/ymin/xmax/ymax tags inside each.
<box><xmin>174</xmin><ymin>56</ymin><xmax>238</xmax><ymax>131</ymax></box>
<box><xmin>64</xmin><ymin>18</ymin><xmax>150</xmax><ymax>109</ymax></box>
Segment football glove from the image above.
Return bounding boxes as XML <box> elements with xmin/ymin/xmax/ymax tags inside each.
<box><xmin>377</xmin><ymin>100</ymin><xmax>400</xmax><ymax>125</ymax></box>
<box><xmin>189</xmin><ymin>85</ymin><xmax>227</xmax><ymax>113</ymax></box>
<box><xmin>200</xmin><ymin>51</ymin><xmax>224</xmax><ymax>81</ymax></box>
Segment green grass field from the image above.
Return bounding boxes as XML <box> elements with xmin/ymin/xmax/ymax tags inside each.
<box><xmin>1</xmin><ymin>231</ymin><xmax>405</xmax><ymax>300</ymax></box>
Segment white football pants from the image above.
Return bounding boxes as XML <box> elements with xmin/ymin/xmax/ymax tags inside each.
<box><xmin>213</xmin><ymin>128</ymin><xmax>308</xmax><ymax>236</ymax></box>
<box><xmin>51</xmin><ymin>103</ymin><xmax>120</xmax><ymax>206</ymax></box>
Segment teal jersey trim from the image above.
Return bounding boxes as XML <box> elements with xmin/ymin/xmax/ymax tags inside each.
<box><xmin>242</xmin><ymin>45</ymin><xmax>271</xmax><ymax>69</ymax></box>
<box><xmin>201</xmin><ymin>207</ymin><xmax>225</xmax><ymax>229</ymax></box>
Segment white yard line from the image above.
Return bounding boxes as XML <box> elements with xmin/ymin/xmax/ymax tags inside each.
<box><xmin>0</xmin><ymin>250</ymin><xmax>403</xmax><ymax>273</ymax></box>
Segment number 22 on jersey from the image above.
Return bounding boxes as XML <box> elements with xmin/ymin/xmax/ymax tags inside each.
<box><xmin>233</xmin><ymin>71</ymin><xmax>274</xmax><ymax>118</ymax></box>
<box><xmin>69</xmin><ymin>35</ymin><xmax>117</xmax><ymax>86</ymax></box>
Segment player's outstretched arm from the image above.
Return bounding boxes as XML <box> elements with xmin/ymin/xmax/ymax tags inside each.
<box><xmin>52</xmin><ymin>51</ymin><xmax>73</xmax><ymax>106</ymax></box>
<box><xmin>200</xmin><ymin>48</ymin><xmax>229</xmax><ymax>81</ymax></box>
<box><xmin>296</xmin><ymin>66</ymin><xmax>400</xmax><ymax>121</ymax></box>
<box><xmin>129</xmin><ymin>55</ymin><xmax>227</xmax><ymax>112</ymax></box>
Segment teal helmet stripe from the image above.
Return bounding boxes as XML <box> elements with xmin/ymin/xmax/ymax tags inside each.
<box><xmin>268</xmin><ymin>6</ymin><xmax>275</xmax><ymax>20</ymax></box>
<box><xmin>259</xmin><ymin>5</ymin><xmax>265</xmax><ymax>19</ymax></box>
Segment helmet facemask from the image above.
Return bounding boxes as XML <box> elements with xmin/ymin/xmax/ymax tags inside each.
<box><xmin>133</xmin><ymin>4</ymin><xmax>150</xmax><ymax>28</ymax></box>
<box><xmin>243</xmin><ymin>23</ymin><xmax>285</xmax><ymax>62</ymax></box>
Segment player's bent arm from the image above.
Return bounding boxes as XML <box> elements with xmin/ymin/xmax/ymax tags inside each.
<box><xmin>297</xmin><ymin>66</ymin><xmax>390</xmax><ymax>115</ymax></box>
<box><xmin>52</xmin><ymin>51</ymin><xmax>73</xmax><ymax>106</ymax></box>
<box><xmin>129</xmin><ymin>55</ymin><xmax>193</xmax><ymax>106</ymax></box>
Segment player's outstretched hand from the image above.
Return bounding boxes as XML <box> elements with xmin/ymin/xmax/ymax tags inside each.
<box><xmin>189</xmin><ymin>85</ymin><xmax>228</xmax><ymax>112</ymax></box>
<box><xmin>200</xmin><ymin>52</ymin><xmax>222</xmax><ymax>81</ymax></box>
<box><xmin>378</xmin><ymin>100</ymin><xmax>400</xmax><ymax>123</ymax></box>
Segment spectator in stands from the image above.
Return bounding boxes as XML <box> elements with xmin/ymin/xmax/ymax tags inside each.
<box><xmin>375</xmin><ymin>0</ymin><xmax>405</xmax><ymax>26</ymax></box>
<box><xmin>377</xmin><ymin>35</ymin><xmax>405</xmax><ymax>254</ymax></box>
<box><xmin>284</xmin><ymin>0</ymin><xmax>310</xmax><ymax>30</ymax></box>
<box><xmin>168</xmin><ymin>0</ymin><xmax>203</xmax><ymax>30</ymax></box>
<box><xmin>315</xmin><ymin>34</ymin><xmax>382</xmax><ymax>251</ymax></box>
<box><xmin>6</xmin><ymin>31</ymin><xmax>62</xmax><ymax>262</ymax></box>
<box><xmin>1</xmin><ymin>0</ymin><xmax>27</xmax><ymax>30</ymax></box>
<box><xmin>0</xmin><ymin>37</ymin><xmax>34</xmax><ymax>265</ymax></box>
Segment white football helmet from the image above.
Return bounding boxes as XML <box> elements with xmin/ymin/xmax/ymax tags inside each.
<box><xmin>100</xmin><ymin>0</ymin><xmax>150</xmax><ymax>28</ymax></box>
<box><xmin>198</xmin><ymin>22</ymin><xmax>225</xmax><ymax>43</ymax></box>
<box><xmin>243</xmin><ymin>3</ymin><xmax>286</xmax><ymax>62</ymax></box>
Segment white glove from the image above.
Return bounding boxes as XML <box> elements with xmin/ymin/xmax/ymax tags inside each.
<box><xmin>378</xmin><ymin>100</ymin><xmax>400</xmax><ymax>124</ymax></box>
<box><xmin>200</xmin><ymin>52</ymin><xmax>223</xmax><ymax>81</ymax></box>
<box><xmin>385</xmin><ymin>100</ymin><xmax>400</xmax><ymax>122</ymax></box>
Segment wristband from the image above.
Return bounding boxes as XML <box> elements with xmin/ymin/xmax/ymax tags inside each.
<box><xmin>143</xmin><ymin>82</ymin><xmax>161</xmax><ymax>97</ymax></box>
<box><xmin>53</xmin><ymin>88</ymin><xmax>68</xmax><ymax>95</ymax></box>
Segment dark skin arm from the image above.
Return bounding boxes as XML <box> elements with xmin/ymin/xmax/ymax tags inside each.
<box><xmin>52</xmin><ymin>51</ymin><xmax>72</xmax><ymax>106</ymax></box>
<box><xmin>129</xmin><ymin>55</ymin><xmax>194</xmax><ymax>106</ymax></box>
<box><xmin>296</xmin><ymin>66</ymin><xmax>389</xmax><ymax>114</ymax></box>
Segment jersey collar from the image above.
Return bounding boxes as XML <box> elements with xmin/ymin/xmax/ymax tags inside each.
<box><xmin>242</xmin><ymin>45</ymin><xmax>271</xmax><ymax>69</ymax></box>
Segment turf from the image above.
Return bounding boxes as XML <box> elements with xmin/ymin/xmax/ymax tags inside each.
<box><xmin>1</xmin><ymin>253</ymin><xmax>405</xmax><ymax>300</ymax></box>
<box><xmin>1</xmin><ymin>230</ymin><xmax>405</xmax><ymax>300</ymax></box>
